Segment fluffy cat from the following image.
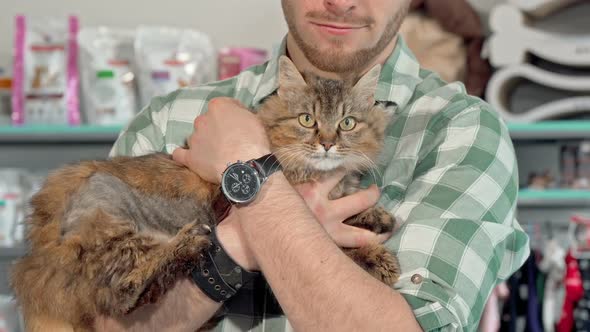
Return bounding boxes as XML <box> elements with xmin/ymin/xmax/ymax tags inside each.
<box><xmin>10</xmin><ymin>56</ymin><xmax>400</xmax><ymax>331</ymax></box>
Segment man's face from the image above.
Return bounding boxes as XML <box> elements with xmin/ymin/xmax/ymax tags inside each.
<box><xmin>282</xmin><ymin>0</ymin><xmax>410</xmax><ymax>73</ymax></box>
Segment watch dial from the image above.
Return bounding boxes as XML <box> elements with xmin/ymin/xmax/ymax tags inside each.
<box><xmin>222</xmin><ymin>163</ymin><xmax>260</xmax><ymax>203</ymax></box>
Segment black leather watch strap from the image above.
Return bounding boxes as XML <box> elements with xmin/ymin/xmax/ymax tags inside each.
<box><xmin>251</xmin><ymin>154</ymin><xmax>281</xmax><ymax>180</ymax></box>
<box><xmin>192</xmin><ymin>228</ymin><xmax>260</xmax><ymax>303</ymax></box>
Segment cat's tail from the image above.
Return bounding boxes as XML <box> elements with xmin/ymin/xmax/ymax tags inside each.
<box><xmin>10</xmin><ymin>248</ymin><xmax>91</xmax><ymax>331</ymax></box>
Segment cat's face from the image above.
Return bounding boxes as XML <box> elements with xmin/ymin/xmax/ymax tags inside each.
<box><xmin>258</xmin><ymin>56</ymin><xmax>392</xmax><ymax>173</ymax></box>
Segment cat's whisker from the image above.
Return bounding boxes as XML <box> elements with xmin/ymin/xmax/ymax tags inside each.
<box><xmin>274</xmin><ymin>146</ymin><xmax>305</xmax><ymax>161</ymax></box>
<box><xmin>279</xmin><ymin>153</ymin><xmax>300</xmax><ymax>171</ymax></box>
<box><xmin>355</xmin><ymin>151</ymin><xmax>382</xmax><ymax>178</ymax></box>
<box><xmin>350</xmin><ymin>161</ymin><xmax>378</xmax><ymax>185</ymax></box>
<box><xmin>346</xmin><ymin>151</ymin><xmax>382</xmax><ymax>185</ymax></box>
<box><xmin>260</xmin><ymin>153</ymin><xmax>282</xmax><ymax>172</ymax></box>
<box><xmin>274</xmin><ymin>147</ymin><xmax>305</xmax><ymax>172</ymax></box>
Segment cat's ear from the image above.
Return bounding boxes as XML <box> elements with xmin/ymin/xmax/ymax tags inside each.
<box><xmin>352</xmin><ymin>64</ymin><xmax>381</xmax><ymax>104</ymax></box>
<box><xmin>278</xmin><ymin>55</ymin><xmax>307</xmax><ymax>99</ymax></box>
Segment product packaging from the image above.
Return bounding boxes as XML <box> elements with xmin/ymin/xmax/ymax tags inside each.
<box><xmin>218</xmin><ymin>47</ymin><xmax>268</xmax><ymax>80</ymax></box>
<box><xmin>0</xmin><ymin>69</ymin><xmax>11</xmax><ymax>126</ymax></box>
<box><xmin>0</xmin><ymin>169</ymin><xmax>26</xmax><ymax>247</ymax></box>
<box><xmin>78</xmin><ymin>27</ymin><xmax>138</xmax><ymax>125</ymax></box>
<box><xmin>135</xmin><ymin>26</ymin><xmax>215</xmax><ymax>105</ymax></box>
<box><xmin>12</xmin><ymin>15</ymin><xmax>80</xmax><ymax>125</ymax></box>
<box><xmin>0</xmin><ymin>294</ymin><xmax>22</xmax><ymax>332</ymax></box>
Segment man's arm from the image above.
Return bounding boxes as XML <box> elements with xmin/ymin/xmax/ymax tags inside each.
<box><xmin>237</xmin><ymin>173</ymin><xmax>423</xmax><ymax>331</ymax></box>
<box><xmin>95</xmin><ymin>278</ymin><xmax>220</xmax><ymax>332</ymax></box>
<box><xmin>173</xmin><ymin>97</ymin><xmax>423</xmax><ymax>331</ymax></box>
<box><xmin>94</xmin><ymin>210</ymin><xmax>252</xmax><ymax>331</ymax></box>
<box><xmin>373</xmin><ymin>102</ymin><xmax>530</xmax><ymax>331</ymax></box>
<box><xmin>100</xmin><ymin>94</ymin><xmax>225</xmax><ymax>331</ymax></box>
<box><xmin>105</xmin><ymin>94</ymin><xmax>393</xmax><ymax>330</ymax></box>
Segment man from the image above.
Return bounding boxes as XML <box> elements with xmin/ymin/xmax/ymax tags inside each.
<box><xmin>100</xmin><ymin>0</ymin><xmax>529</xmax><ymax>331</ymax></box>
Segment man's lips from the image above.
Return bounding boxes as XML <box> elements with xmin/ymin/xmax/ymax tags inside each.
<box><xmin>310</xmin><ymin>21</ymin><xmax>366</xmax><ymax>35</ymax></box>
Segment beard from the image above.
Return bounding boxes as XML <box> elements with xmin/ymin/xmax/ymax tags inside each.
<box><xmin>282</xmin><ymin>1</ymin><xmax>409</xmax><ymax>73</ymax></box>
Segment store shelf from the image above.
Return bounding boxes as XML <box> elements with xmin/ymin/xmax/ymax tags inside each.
<box><xmin>0</xmin><ymin>245</ymin><xmax>26</xmax><ymax>259</ymax></box>
<box><xmin>508</xmin><ymin>121</ymin><xmax>590</xmax><ymax>140</ymax></box>
<box><xmin>518</xmin><ymin>189</ymin><xmax>590</xmax><ymax>207</ymax></box>
<box><xmin>0</xmin><ymin>125</ymin><xmax>123</xmax><ymax>143</ymax></box>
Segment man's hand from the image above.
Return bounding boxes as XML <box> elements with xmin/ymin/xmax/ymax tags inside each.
<box><xmin>216</xmin><ymin>209</ymin><xmax>258</xmax><ymax>271</ymax></box>
<box><xmin>172</xmin><ymin>96</ymin><xmax>389</xmax><ymax>265</ymax></box>
<box><xmin>173</xmin><ymin>97</ymin><xmax>271</xmax><ymax>184</ymax></box>
<box><xmin>215</xmin><ymin>174</ymin><xmax>390</xmax><ymax>273</ymax></box>
<box><xmin>294</xmin><ymin>172</ymin><xmax>391</xmax><ymax>248</ymax></box>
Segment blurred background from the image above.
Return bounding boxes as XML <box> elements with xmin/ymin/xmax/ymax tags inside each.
<box><xmin>1</xmin><ymin>1</ymin><xmax>590</xmax><ymax>331</ymax></box>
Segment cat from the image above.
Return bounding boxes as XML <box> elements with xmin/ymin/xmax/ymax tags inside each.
<box><xmin>10</xmin><ymin>55</ymin><xmax>400</xmax><ymax>331</ymax></box>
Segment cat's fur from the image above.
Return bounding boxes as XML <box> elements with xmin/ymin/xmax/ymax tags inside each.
<box><xmin>10</xmin><ymin>56</ymin><xmax>400</xmax><ymax>331</ymax></box>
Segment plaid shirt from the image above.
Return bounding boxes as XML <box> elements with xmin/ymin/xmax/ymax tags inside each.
<box><xmin>110</xmin><ymin>37</ymin><xmax>529</xmax><ymax>332</ymax></box>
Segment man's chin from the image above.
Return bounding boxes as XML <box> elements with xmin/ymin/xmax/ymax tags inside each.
<box><xmin>308</xmin><ymin>57</ymin><xmax>361</xmax><ymax>74</ymax></box>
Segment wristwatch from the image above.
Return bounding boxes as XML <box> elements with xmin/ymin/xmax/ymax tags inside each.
<box><xmin>220</xmin><ymin>153</ymin><xmax>282</xmax><ymax>205</ymax></box>
<box><xmin>191</xmin><ymin>154</ymin><xmax>281</xmax><ymax>303</ymax></box>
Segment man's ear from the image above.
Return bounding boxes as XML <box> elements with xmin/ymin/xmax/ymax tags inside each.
<box><xmin>278</xmin><ymin>55</ymin><xmax>307</xmax><ymax>99</ymax></box>
<box><xmin>352</xmin><ymin>64</ymin><xmax>381</xmax><ymax>104</ymax></box>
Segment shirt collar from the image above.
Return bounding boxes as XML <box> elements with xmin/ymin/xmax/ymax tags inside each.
<box><xmin>252</xmin><ymin>35</ymin><xmax>421</xmax><ymax>111</ymax></box>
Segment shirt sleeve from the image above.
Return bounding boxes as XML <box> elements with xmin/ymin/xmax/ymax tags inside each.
<box><xmin>109</xmin><ymin>92</ymin><xmax>177</xmax><ymax>158</ymax></box>
<box><xmin>383</xmin><ymin>103</ymin><xmax>530</xmax><ymax>331</ymax></box>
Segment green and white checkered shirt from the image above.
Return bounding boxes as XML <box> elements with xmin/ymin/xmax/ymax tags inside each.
<box><xmin>110</xmin><ymin>37</ymin><xmax>529</xmax><ymax>332</ymax></box>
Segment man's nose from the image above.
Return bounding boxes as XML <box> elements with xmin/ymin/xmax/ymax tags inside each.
<box><xmin>324</xmin><ymin>0</ymin><xmax>356</xmax><ymax>16</ymax></box>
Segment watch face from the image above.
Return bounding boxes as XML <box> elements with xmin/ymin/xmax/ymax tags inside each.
<box><xmin>222</xmin><ymin>163</ymin><xmax>261</xmax><ymax>204</ymax></box>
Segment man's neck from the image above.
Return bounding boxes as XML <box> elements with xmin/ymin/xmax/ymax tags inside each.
<box><xmin>286</xmin><ymin>33</ymin><xmax>398</xmax><ymax>81</ymax></box>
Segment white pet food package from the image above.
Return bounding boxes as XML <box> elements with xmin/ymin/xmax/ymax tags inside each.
<box><xmin>12</xmin><ymin>16</ymin><xmax>80</xmax><ymax>125</ymax></box>
<box><xmin>78</xmin><ymin>27</ymin><xmax>139</xmax><ymax>126</ymax></box>
<box><xmin>0</xmin><ymin>169</ymin><xmax>26</xmax><ymax>247</ymax></box>
<box><xmin>0</xmin><ymin>294</ymin><xmax>22</xmax><ymax>332</ymax></box>
<box><xmin>135</xmin><ymin>26</ymin><xmax>215</xmax><ymax>105</ymax></box>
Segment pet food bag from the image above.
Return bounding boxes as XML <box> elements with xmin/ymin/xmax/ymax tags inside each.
<box><xmin>218</xmin><ymin>47</ymin><xmax>268</xmax><ymax>80</ymax></box>
<box><xmin>135</xmin><ymin>26</ymin><xmax>215</xmax><ymax>105</ymax></box>
<box><xmin>12</xmin><ymin>16</ymin><xmax>80</xmax><ymax>125</ymax></box>
<box><xmin>0</xmin><ymin>69</ymin><xmax>11</xmax><ymax>126</ymax></box>
<box><xmin>78</xmin><ymin>27</ymin><xmax>138</xmax><ymax>126</ymax></box>
<box><xmin>0</xmin><ymin>169</ymin><xmax>27</xmax><ymax>247</ymax></box>
<box><xmin>0</xmin><ymin>294</ymin><xmax>22</xmax><ymax>332</ymax></box>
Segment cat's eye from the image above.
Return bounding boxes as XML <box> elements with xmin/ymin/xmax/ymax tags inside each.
<box><xmin>339</xmin><ymin>117</ymin><xmax>357</xmax><ymax>131</ymax></box>
<box><xmin>298</xmin><ymin>113</ymin><xmax>316</xmax><ymax>128</ymax></box>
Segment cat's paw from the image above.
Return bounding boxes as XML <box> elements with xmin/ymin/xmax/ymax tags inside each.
<box><xmin>344</xmin><ymin>206</ymin><xmax>395</xmax><ymax>234</ymax></box>
<box><xmin>111</xmin><ymin>278</ymin><xmax>145</xmax><ymax>314</ymax></box>
<box><xmin>344</xmin><ymin>244</ymin><xmax>400</xmax><ymax>285</ymax></box>
<box><xmin>172</xmin><ymin>222</ymin><xmax>212</xmax><ymax>261</ymax></box>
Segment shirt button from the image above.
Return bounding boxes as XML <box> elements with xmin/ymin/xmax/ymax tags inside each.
<box><xmin>411</xmin><ymin>274</ymin><xmax>423</xmax><ymax>284</ymax></box>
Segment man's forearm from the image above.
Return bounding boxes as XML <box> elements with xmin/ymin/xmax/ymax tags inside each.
<box><xmin>237</xmin><ymin>174</ymin><xmax>422</xmax><ymax>331</ymax></box>
<box><xmin>95</xmin><ymin>278</ymin><xmax>221</xmax><ymax>332</ymax></box>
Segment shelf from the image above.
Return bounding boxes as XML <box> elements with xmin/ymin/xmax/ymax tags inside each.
<box><xmin>508</xmin><ymin>121</ymin><xmax>590</xmax><ymax>140</ymax></box>
<box><xmin>518</xmin><ymin>189</ymin><xmax>590</xmax><ymax>207</ymax></box>
<box><xmin>0</xmin><ymin>245</ymin><xmax>26</xmax><ymax>259</ymax></box>
<box><xmin>0</xmin><ymin>125</ymin><xmax>123</xmax><ymax>143</ymax></box>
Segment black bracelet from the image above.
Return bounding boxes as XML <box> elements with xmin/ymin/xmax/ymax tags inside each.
<box><xmin>191</xmin><ymin>227</ymin><xmax>260</xmax><ymax>303</ymax></box>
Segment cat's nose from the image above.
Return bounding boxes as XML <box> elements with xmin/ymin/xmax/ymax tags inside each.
<box><xmin>321</xmin><ymin>142</ymin><xmax>335</xmax><ymax>151</ymax></box>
